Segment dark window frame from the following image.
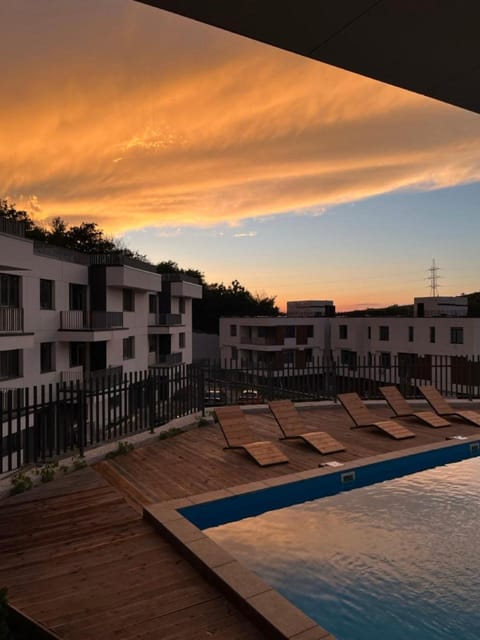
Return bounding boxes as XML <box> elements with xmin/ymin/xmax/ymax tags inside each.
<box><xmin>122</xmin><ymin>288</ymin><xmax>135</xmax><ymax>312</ymax></box>
<box><xmin>123</xmin><ymin>336</ymin><xmax>135</xmax><ymax>360</ymax></box>
<box><xmin>379</xmin><ymin>325</ymin><xmax>389</xmax><ymax>341</ymax></box>
<box><xmin>40</xmin><ymin>342</ymin><xmax>55</xmax><ymax>373</ymax></box>
<box><xmin>0</xmin><ymin>349</ymin><xmax>22</xmax><ymax>380</ymax></box>
<box><xmin>450</xmin><ymin>327</ymin><xmax>464</xmax><ymax>344</ymax></box>
<box><xmin>40</xmin><ymin>279</ymin><xmax>55</xmax><ymax>310</ymax></box>
<box><xmin>339</xmin><ymin>325</ymin><xmax>348</xmax><ymax>340</ymax></box>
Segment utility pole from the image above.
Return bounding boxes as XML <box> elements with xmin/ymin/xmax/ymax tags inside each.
<box><xmin>427</xmin><ymin>258</ymin><xmax>441</xmax><ymax>297</ymax></box>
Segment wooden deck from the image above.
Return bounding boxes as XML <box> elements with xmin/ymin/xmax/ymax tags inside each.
<box><xmin>1</xmin><ymin>402</ymin><xmax>479</xmax><ymax>639</ymax></box>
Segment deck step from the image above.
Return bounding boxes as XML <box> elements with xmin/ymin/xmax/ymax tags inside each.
<box><xmin>95</xmin><ymin>460</ymin><xmax>158</xmax><ymax>511</ymax></box>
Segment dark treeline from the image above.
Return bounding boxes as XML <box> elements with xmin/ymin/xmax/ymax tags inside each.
<box><xmin>1</xmin><ymin>200</ymin><xmax>279</xmax><ymax>333</ymax></box>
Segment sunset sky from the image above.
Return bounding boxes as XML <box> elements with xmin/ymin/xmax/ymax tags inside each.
<box><xmin>2</xmin><ymin>0</ymin><xmax>480</xmax><ymax>311</ymax></box>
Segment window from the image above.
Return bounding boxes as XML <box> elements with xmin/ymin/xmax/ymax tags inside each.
<box><xmin>69</xmin><ymin>284</ymin><xmax>86</xmax><ymax>311</ymax></box>
<box><xmin>307</xmin><ymin>325</ymin><xmax>314</xmax><ymax>338</ymax></box>
<box><xmin>285</xmin><ymin>325</ymin><xmax>295</xmax><ymax>338</ymax></box>
<box><xmin>148</xmin><ymin>294</ymin><xmax>157</xmax><ymax>314</ymax></box>
<box><xmin>0</xmin><ymin>349</ymin><xmax>21</xmax><ymax>380</ymax></box>
<box><xmin>284</xmin><ymin>350</ymin><xmax>295</xmax><ymax>365</ymax></box>
<box><xmin>340</xmin><ymin>349</ymin><xmax>357</xmax><ymax>369</ymax></box>
<box><xmin>179</xmin><ymin>332</ymin><xmax>185</xmax><ymax>349</ymax></box>
<box><xmin>123</xmin><ymin>336</ymin><xmax>135</xmax><ymax>360</ymax></box>
<box><xmin>69</xmin><ymin>342</ymin><xmax>86</xmax><ymax>368</ymax></box>
<box><xmin>40</xmin><ymin>342</ymin><xmax>55</xmax><ymax>373</ymax></box>
<box><xmin>230</xmin><ymin>324</ymin><xmax>237</xmax><ymax>337</ymax></box>
<box><xmin>122</xmin><ymin>288</ymin><xmax>135</xmax><ymax>312</ymax></box>
<box><xmin>367</xmin><ymin>326</ymin><xmax>371</xmax><ymax>339</ymax></box>
<box><xmin>408</xmin><ymin>326</ymin><xmax>414</xmax><ymax>342</ymax></box>
<box><xmin>39</xmin><ymin>279</ymin><xmax>54</xmax><ymax>310</ymax></box>
<box><xmin>339</xmin><ymin>325</ymin><xmax>348</xmax><ymax>339</ymax></box>
<box><xmin>0</xmin><ymin>274</ymin><xmax>19</xmax><ymax>307</ymax></box>
<box><xmin>380</xmin><ymin>352</ymin><xmax>391</xmax><ymax>369</ymax></box>
<box><xmin>179</xmin><ymin>297</ymin><xmax>186</xmax><ymax>314</ymax></box>
<box><xmin>231</xmin><ymin>346</ymin><xmax>238</xmax><ymax>361</ymax></box>
<box><xmin>450</xmin><ymin>327</ymin><xmax>464</xmax><ymax>344</ymax></box>
<box><xmin>379</xmin><ymin>326</ymin><xmax>389</xmax><ymax>341</ymax></box>
<box><xmin>429</xmin><ymin>326</ymin><xmax>436</xmax><ymax>343</ymax></box>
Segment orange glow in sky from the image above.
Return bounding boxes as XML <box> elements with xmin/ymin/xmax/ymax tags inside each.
<box><xmin>2</xmin><ymin>0</ymin><xmax>480</xmax><ymax>310</ymax></box>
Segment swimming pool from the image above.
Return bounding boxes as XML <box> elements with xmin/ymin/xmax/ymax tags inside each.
<box><xmin>203</xmin><ymin>455</ymin><xmax>480</xmax><ymax>640</ymax></box>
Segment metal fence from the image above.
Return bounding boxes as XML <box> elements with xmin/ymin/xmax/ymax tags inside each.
<box><xmin>2</xmin><ymin>355</ymin><xmax>480</xmax><ymax>473</ymax></box>
<box><xmin>199</xmin><ymin>354</ymin><xmax>480</xmax><ymax>405</ymax></box>
<box><xmin>1</xmin><ymin>365</ymin><xmax>202</xmax><ymax>474</ymax></box>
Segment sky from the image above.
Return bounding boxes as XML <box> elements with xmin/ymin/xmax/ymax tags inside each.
<box><xmin>2</xmin><ymin>0</ymin><xmax>480</xmax><ymax>312</ymax></box>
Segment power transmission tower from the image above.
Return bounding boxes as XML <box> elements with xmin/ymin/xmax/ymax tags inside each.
<box><xmin>427</xmin><ymin>258</ymin><xmax>441</xmax><ymax>297</ymax></box>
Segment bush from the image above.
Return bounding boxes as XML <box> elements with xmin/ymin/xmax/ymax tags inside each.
<box><xmin>39</xmin><ymin>461</ymin><xmax>58</xmax><ymax>483</ymax></box>
<box><xmin>105</xmin><ymin>441</ymin><xmax>134</xmax><ymax>459</ymax></box>
<box><xmin>10</xmin><ymin>470</ymin><xmax>33</xmax><ymax>496</ymax></box>
<box><xmin>158</xmin><ymin>427</ymin><xmax>183</xmax><ymax>440</ymax></box>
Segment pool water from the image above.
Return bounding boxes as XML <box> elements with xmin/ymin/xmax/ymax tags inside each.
<box><xmin>206</xmin><ymin>457</ymin><xmax>480</xmax><ymax>640</ymax></box>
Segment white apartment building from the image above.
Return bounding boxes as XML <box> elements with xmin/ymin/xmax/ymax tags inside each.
<box><xmin>220</xmin><ymin>295</ymin><xmax>480</xmax><ymax>394</ymax></box>
<box><xmin>219</xmin><ymin>314</ymin><xmax>330</xmax><ymax>370</ymax></box>
<box><xmin>0</xmin><ymin>220</ymin><xmax>202</xmax><ymax>392</ymax></box>
<box><xmin>331</xmin><ymin>302</ymin><xmax>480</xmax><ymax>392</ymax></box>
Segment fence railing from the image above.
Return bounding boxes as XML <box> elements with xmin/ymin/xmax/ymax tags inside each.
<box><xmin>151</xmin><ymin>313</ymin><xmax>182</xmax><ymax>326</ymax></box>
<box><xmin>59</xmin><ymin>311</ymin><xmax>124</xmax><ymax>330</ymax></box>
<box><xmin>0</xmin><ymin>218</ymin><xmax>25</xmax><ymax>237</ymax></box>
<box><xmin>1</xmin><ymin>365</ymin><xmax>202</xmax><ymax>474</ymax></box>
<box><xmin>2</xmin><ymin>355</ymin><xmax>480</xmax><ymax>474</ymax></box>
<box><xmin>0</xmin><ymin>308</ymin><xmax>23</xmax><ymax>332</ymax></box>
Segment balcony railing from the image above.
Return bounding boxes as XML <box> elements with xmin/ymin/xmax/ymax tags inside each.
<box><xmin>60</xmin><ymin>311</ymin><xmax>124</xmax><ymax>330</ymax></box>
<box><xmin>150</xmin><ymin>313</ymin><xmax>182</xmax><ymax>326</ymax></box>
<box><xmin>149</xmin><ymin>352</ymin><xmax>183</xmax><ymax>366</ymax></box>
<box><xmin>0</xmin><ymin>308</ymin><xmax>24</xmax><ymax>333</ymax></box>
<box><xmin>240</xmin><ymin>336</ymin><xmax>284</xmax><ymax>346</ymax></box>
<box><xmin>0</xmin><ymin>218</ymin><xmax>25</xmax><ymax>237</ymax></box>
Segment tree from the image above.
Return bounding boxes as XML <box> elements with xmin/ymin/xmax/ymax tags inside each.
<box><xmin>155</xmin><ymin>261</ymin><xmax>278</xmax><ymax>333</ymax></box>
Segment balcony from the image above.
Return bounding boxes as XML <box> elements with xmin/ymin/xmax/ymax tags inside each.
<box><xmin>150</xmin><ymin>313</ymin><xmax>182</xmax><ymax>326</ymax></box>
<box><xmin>60</xmin><ymin>311</ymin><xmax>124</xmax><ymax>331</ymax></box>
<box><xmin>240</xmin><ymin>336</ymin><xmax>284</xmax><ymax>346</ymax></box>
<box><xmin>0</xmin><ymin>308</ymin><xmax>24</xmax><ymax>333</ymax></box>
<box><xmin>148</xmin><ymin>352</ymin><xmax>182</xmax><ymax>366</ymax></box>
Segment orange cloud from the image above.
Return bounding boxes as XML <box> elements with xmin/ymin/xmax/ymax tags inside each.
<box><xmin>1</xmin><ymin>0</ymin><xmax>480</xmax><ymax>232</ymax></box>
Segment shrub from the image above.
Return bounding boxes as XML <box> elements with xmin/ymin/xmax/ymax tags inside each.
<box><xmin>105</xmin><ymin>441</ymin><xmax>134</xmax><ymax>459</ymax></box>
<box><xmin>10</xmin><ymin>470</ymin><xmax>33</xmax><ymax>495</ymax></box>
<box><xmin>158</xmin><ymin>427</ymin><xmax>183</xmax><ymax>440</ymax></box>
<box><xmin>39</xmin><ymin>461</ymin><xmax>58</xmax><ymax>483</ymax></box>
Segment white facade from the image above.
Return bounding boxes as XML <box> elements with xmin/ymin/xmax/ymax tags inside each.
<box><xmin>0</xmin><ymin>223</ymin><xmax>202</xmax><ymax>391</ymax></box>
<box><xmin>331</xmin><ymin>317</ymin><xmax>480</xmax><ymax>361</ymax></box>
<box><xmin>219</xmin><ymin>315</ymin><xmax>330</xmax><ymax>370</ymax></box>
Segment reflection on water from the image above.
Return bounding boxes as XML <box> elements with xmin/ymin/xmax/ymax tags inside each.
<box><xmin>206</xmin><ymin>458</ymin><xmax>480</xmax><ymax>640</ymax></box>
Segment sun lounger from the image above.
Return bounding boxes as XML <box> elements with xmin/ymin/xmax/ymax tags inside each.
<box><xmin>418</xmin><ymin>385</ymin><xmax>480</xmax><ymax>426</ymax></box>
<box><xmin>337</xmin><ymin>392</ymin><xmax>415</xmax><ymax>440</ymax></box>
<box><xmin>268</xmin><ymin>399</ymin><xmax>345</xmax><ymax>454</ymax></box>
<box><xmin>379</xmin><ymin>386</ymin><xmax>450</xmax><ymax>428</ymax></box>
<box><xmin>215</xmin><ymin>406</ymin><xmax>289</xmax><ymax>466</ymax></box>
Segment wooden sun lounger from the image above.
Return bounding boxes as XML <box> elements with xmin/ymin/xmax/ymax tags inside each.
<box><xmin>337</xmin><ymin>392</ymin><xmax>415</xmax><ymax>440</ymax></box>
<box><xmin>379</xmin><ymin>386</ymin><xmax>450</xmax><ymax>428</ymax></box>
<box><xmin>418</xmin><ymin>385</ymin><xmax>480</xmax><ymax>426</ymax></box>
<box><xmin>268</xmin><ymin>399</ymin><xmax>345</xmax><ymax>454</ymax></box>
<box><xmin>215</xmin><ymin>406</ymin><xmax>289</xmax><ymax>467</ymax></box>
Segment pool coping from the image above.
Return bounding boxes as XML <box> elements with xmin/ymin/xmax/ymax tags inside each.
<box><xmin>143</xmin><ymin>434</ymin><xmax>480</xmax><ymax>640</ymax></box>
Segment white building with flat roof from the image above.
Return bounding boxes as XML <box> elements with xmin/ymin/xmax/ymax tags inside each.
<box><xmin>0</xmin><ymin>220</ymin><xmax>202</xmax><ymax>391</ymax></box>
<box><xmin>219</xmin><ymin>314</ymin><xmax>330</xmax><ymax>370</ymax></box>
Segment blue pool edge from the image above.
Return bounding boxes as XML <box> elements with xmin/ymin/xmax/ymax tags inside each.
<box><xmin>143</xmin><ymin>436</ymin><xmax>480</xmax><ymax>640</ymax></box>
